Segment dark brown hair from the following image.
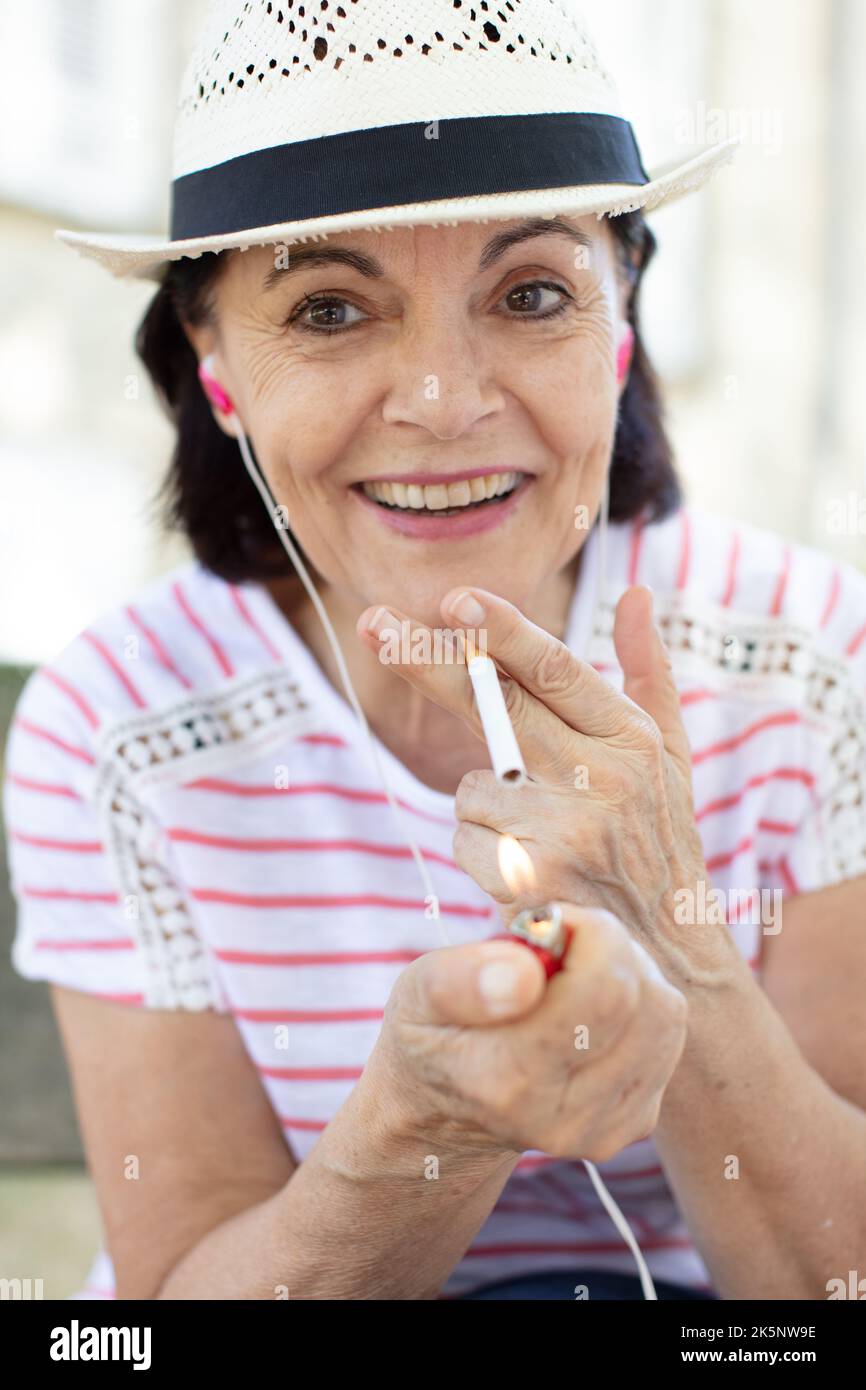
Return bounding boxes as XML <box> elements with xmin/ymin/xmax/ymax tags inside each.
<box><xmin>136</xmin><ymin>211</ymin><xmax>681</xmax><ymax>584</ymax></box>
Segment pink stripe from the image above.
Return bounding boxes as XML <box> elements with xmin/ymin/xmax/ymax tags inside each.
<box><xmin>81</xmin><ymin>631</ymin><xmax>147</xmax><ymax>709</ymax></box>
<box><xmin>24</xmin><ymin>888</ymin><xmax>119</xmax><ymax>905</ymax></box>
<box><xmin>515</xmin><ymin>1155</ymin><xmax>567</xmax><ymax>1172</ymax></box>
<box><xmin>769</xmin><ymin>544</ymin><xmax>791</xmax><ymax>617</ymax></box>
<box><xmin>705</xmin><ymin>836</ymin><xmax>754</xmax><ymax>873</ymax></box>
<box><xmin>464</xmin><ymin>1237</ymin><xmax>694</xmax><ymax>1257</ymax></box>
<box><xmin>6</xmin><ymin>773</ymin><xmax>83</xmax><ymax>800</ymax></box>
<box><xmin>757</xmin><ymin>854</ymin><xmax>802</xmax><ymax>894</ymax></box>
<box><xmin>757</xmin><ymin>817</ymin><xmax>796</xmax><ymax>835</ymax></box>
<box><xmin>691</xmin><ymin>710</ymin><xmax>800</xmax><ymax>767</ymax></box>
<box><xmin>182</xmin><ymin>778</ymin><xmax>455</xmax><ymax>827</ymax></box>
<box><xmin>676</xmin><ymin>509</ymin><xmax>691</xmax><ymax>590</ymax></box>
<box><xmin>627</xmin><ymin>516</ymin><xmax>644</xmax><ymax>585</ymax></box>
<box><xmin>233</xmin><ymin>1006</ymin><xmax>385</xmax><ymax>1022</ymax></box>
<box><xmin>298</xmin><ymin>733</ymin><xmax>349</xmax><ymax>748</ymax></box>
<box><xmin>534</xmin><ymin>1170</ymin><xmax>592</xmax><ymax>1217</ymax></box>
<box><xmin>33</xmin><ymin>935</ymin><xmax>134</xmax><ymax>949</ymax></box>
<box><xmin>514</xmin><ymin>1152</ymin><xmax>654</xmax><ymax>1175</ymax></box>
<box><xmin>845</xmin><ymin>620</ymin><xmax>866</xmax><ymax>657</ymax></box>
<box><xmin>721</xmin><ymin>530</ymin><xmax>740</xmax><ymax>607</ymax></box>
<box><xmin>280</xmin><ymin>1116</ymin><xmax>327</xmax><ymax>1132</ymax></box>
<box><xmin>167</xmin><ymin>827</ymin><xmax>458</xmax><ymax>869</ymax></box>
<box><xmin>695</xmin><ymin>767</ymin><xmax>815</xmax><ymax>822</ymax></box>
<box><xmin>192</xmin><ymin>888</ymin><xmax>491</xmax><ymax>918</ymax></box>
<box><xmin>679</xmin><ymin>688</ymin><xmax>717</xmax><ymax>708</ymax></box>
<box><xmin>125</xmin><ymin>605</ymin><xmax>193</xmax><ymax>689</ymax></box>
<box><xmin>41</xmin><ymin>668</ymin><xmax>100</xmax><ymax>729</ymax></box>
<box><xmin>587</xmin><ymin>1165</ymin><xmax>664</xmax><ymax>1183</ymax></box>
<box><xmin>9</xmin><ymin>829</ymin><xmax>102</xmax><ymax>852</ymax></box>
<box><xmin>778</xmin><ymin>855</ymin><xmax>800</xmax><ymax>896</ymax></box>
<box><xmin>14</xmin><ymin>718</ymin><xmax>94</xmax><ymax>765</ymax></box>
<box><xmin>705</xmin><ymin>823</ymin><xmax>798</xmax><ymax>877</ymax></box>
<box><xmin>259</xmin><ymin>1065</ymin><xmax>363</xmax><ymax>1081</ymax></box>
<box><xmin>727</xmin><ymin>896</ymin><xmax>769</xmax><ymax>929</ymax></box>
<box><xmin>172</xmin><ymin>580</ymin><xmax>234</xmax><ymax>678</ymax></box>
<box><xmin>216</xmin><ymin>948</ymin><xmax>421</xmax><ymax>966</ymax></box>
<box><xmin>230</xmin><ymin>585</ymin><xmax>283</xmax><ymax>664</ymax></box>
<box><xmin>819</xmin><ymin>568</ymin><xmax>841</xmax><ymax>629</ymax></box>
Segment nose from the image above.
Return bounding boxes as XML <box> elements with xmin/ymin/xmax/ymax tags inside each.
<box><xmin>380</xmin><ymin>317</ymin><xmax>506</xmax><ymax>441</ymax></box>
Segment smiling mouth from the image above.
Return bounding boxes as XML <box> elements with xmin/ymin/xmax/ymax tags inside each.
<box><xmin>358</xmin><ymin>471</ymin><xmax>525</xmax><ymax>517</ymax></box>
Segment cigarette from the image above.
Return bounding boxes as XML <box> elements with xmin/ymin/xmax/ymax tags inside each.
<box><xmin>467</xmin><ymin>651</ymin><xmax>527</xmax><ymax>787</ymax></box>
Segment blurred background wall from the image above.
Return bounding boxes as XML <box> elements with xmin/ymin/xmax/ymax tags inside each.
<box><xmin>1</xmin><ymin>0</ymin><xmax>864</xmax><ymax>1298</ymax></box>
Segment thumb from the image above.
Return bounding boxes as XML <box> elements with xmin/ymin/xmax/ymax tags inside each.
<box><xmin>614</xmin><ymin>586</ymin><xmax>693</xmax><ymax>780</ymax></box>
<box><xmin>406</xmin><ymin>940</ymin><xmax>546</xmax><ymax>1027</ymax></box>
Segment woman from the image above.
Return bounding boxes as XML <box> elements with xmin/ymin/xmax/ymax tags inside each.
<box><xmin>5</xmin><ymin>0</ymin><xmax>866</xmax><ymax>1302</ymax></box>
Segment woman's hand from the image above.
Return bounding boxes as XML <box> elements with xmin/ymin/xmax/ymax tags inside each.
<box><xmin>369</xmin><ymin>903</ymin><xmax>687</xmax><ymax>1162</ymax></box>
<box><xmin>357</xmin><ymin>585</ymin><xmax>740</xmax><ymax>991</ymax></box>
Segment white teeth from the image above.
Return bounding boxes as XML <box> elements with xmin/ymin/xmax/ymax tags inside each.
<box><xmin>425</xmin><ymin>484</ymin><xmax>450</xmax><ymax>511</ymax></box>
<box><xmin>361</xmin><ymin>471</ymin><xmax>524</xmax><ymax>511</ymax></box>
<box><xmin>468</xmin><ymin>477</ymin><xmax>487</xmax><ymax>502</ymax></box>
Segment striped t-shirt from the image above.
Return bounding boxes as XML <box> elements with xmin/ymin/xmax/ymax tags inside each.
<box><xmin>5</xmin><ymin>502</ymin><xmax>866</xmax><ymax>1300</ymax></box>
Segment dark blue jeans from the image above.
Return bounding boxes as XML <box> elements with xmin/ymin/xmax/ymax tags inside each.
<box><xmin>457</xmin><ymin>1267</ymin><xmax>718</xmax><ymax>1300</ymax></box>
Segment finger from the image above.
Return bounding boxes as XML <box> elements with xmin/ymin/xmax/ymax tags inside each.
<box><xmin>455</xmin><ymin>768</ymin><xmax>548</xmax><ymax>837</ymax></box>
<box><xmin>439</xmin><ymin>587</ymin><xmax>656</xmax><ymax>746</ymax></box>
<box><xmin>356</xmin><ymin>603</ymin><xmax>576</xmax><ymax>783</ymax></box>
<box><xmin>356</xmin><ymin>604</ymin><xmax>476</xmax><ymax>720</ymax></box>
<box><xmin>452</xmin><ymin>819</ymin><xmax>507</xmax><ymax>899</ymax></box>
<box><xmin>402</xmin><ymin>939</ymin><xmax>546</xmax><ymax>1027</ymax></box>
<box><xmin>454</xmin><ymin>776</ymin><xmax>572</xmax><ymax>902</ymax></box>
<box><xmin>542</xmin><ymin>904</ymin><xmax>644</xmax><ymax>1052</ymax></box>
<box><xmin>613</xmin><ymin>587</ymin><xmax>693</xmax><ymax>780</ymax></box>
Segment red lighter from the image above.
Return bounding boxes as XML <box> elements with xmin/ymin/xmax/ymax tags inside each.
<box><xmin>493</xmin><ymin>903</ymin><xmax>572</xmax><ymax>978</ymax></box>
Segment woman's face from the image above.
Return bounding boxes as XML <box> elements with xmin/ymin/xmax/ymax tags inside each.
<box><xmin>191</xmin><ymin>215</ymin><xmax>633</xmax><ymax>627</ymax></box>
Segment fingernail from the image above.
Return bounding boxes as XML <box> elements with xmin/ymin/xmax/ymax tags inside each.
<box><xmin>449</xmin><ymin>591</ymin><xmax>486</xmax><ymax>625</ymax></box>
<box><xmin>366</xmin><ymin>606</ymin><xmax>398</xmax><ymax>637</ymax></box>
<box><xmin>479</xmin><ymin>958</ymin><xmax>521</xmax><ymax>1015</ymax></box>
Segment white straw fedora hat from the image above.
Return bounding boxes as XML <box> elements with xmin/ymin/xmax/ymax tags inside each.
<box><xmin>56</xmin><ymin>0</ymin><xmax>740</xmax><ymax>283</ymax></box>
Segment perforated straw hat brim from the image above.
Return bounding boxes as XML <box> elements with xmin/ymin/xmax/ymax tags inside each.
<box><xmin>55</xmin><ymin>0</ymin><xmax>741</xmax><ymax>284</ymax></box>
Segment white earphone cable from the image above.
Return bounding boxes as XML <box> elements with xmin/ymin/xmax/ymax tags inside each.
<box><xmin>578</xmin><ymin>470</ymin><xmax>658</xmax><ymax>1301</ymax></box>
<box><xmin>583</xmin><ymin>1157</ymin><xmax>658</xmax><ymax>1300</ymax></box>
<box><xmin>235</xmin><ymin>422</ymin><xmax>451</xmax><ymax>947</ymax></box>
<box><xmin>235</xmin><ymin>417</ymin><xmax>655</xmax><ymax>1300</ymax></box>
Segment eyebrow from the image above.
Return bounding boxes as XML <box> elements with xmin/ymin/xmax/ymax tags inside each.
<box><xmin>261</xmin><ymin>216</ymin><xmax>595</xmax><ymax>292</ymax></box>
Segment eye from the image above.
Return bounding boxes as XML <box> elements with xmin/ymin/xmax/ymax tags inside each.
<box><xmin>288</xmin><ymin>294</ymin><xmax>367</xmax><ymax>334</ymax></box>
<box><xmin>286</xmin><ymin>279</ymin><xmax>574</xmax><ymax>336</ymax></box>
<box><xmin>500</xmin><ymin>280</ymin><xmax>572</xmax><ymax>320</ymax></box>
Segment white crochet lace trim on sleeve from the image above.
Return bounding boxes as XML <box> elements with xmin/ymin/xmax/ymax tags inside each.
<box><xmin>594</xmin><ymin>593</ymin><xmax>866</xmax><ymax>885</ymax></box>
<box><xmin>88</xmin><ymin>668</ymin><xmax>316</xmax><ymax>1010</ymax></box>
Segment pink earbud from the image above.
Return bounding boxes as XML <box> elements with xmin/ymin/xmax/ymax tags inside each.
<box><xmin>198</xmin><ymin>354</ymin><xmax>234</xmax><ymax>415</ymax></box>
<box><xmin>616</xmin><ymin>325</ymin><xmax>635</xmax><ymax>384</ymax></box>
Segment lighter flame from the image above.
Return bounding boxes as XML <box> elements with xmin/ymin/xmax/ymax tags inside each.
<box><xmin>497</xmin><ymin>834</ymin><xmax>537</xmax><ymax>895</ymax></box>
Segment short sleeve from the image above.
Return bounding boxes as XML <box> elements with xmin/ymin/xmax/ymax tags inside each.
<box><xmin>775</xmin><ymin>558</ymin><xmax>866</xmax><ymax>897</ymax></box>
<box><xmin>3</xmin><ymin>654</ymin><xmax>230</xmax><ymax>1012</ymax></box>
